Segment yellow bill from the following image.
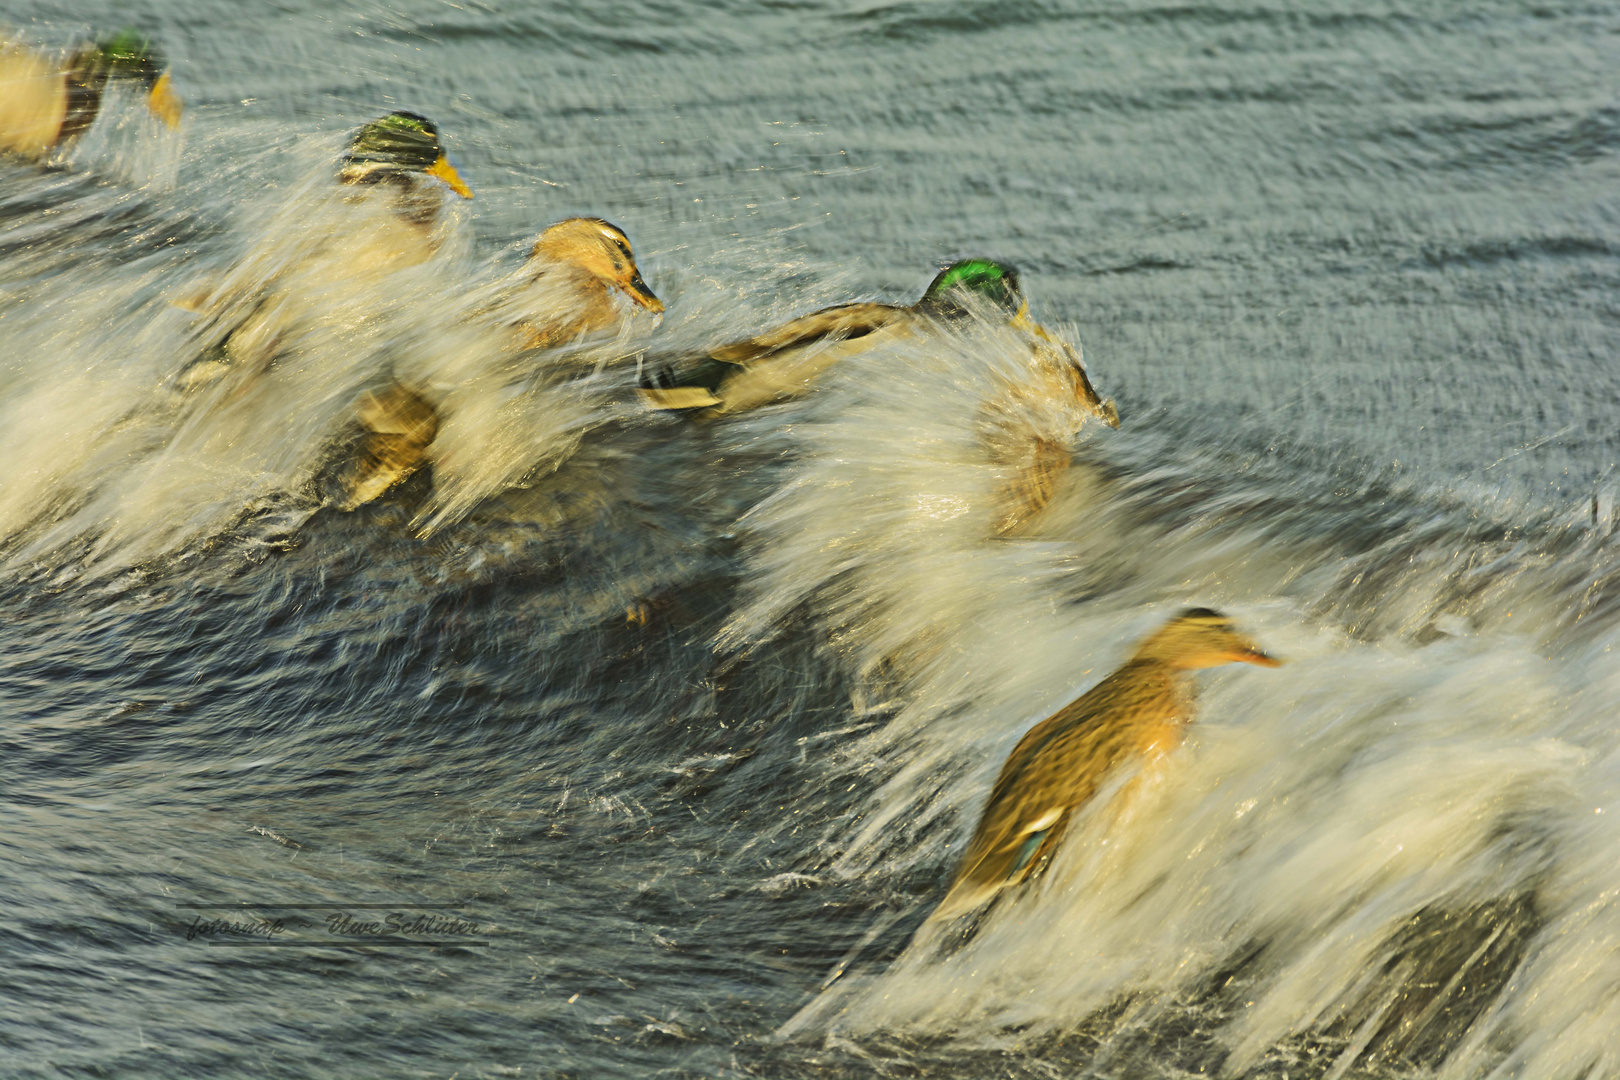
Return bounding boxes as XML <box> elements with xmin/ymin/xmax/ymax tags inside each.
<box><xmin>625</xmin><ymin>268</ymin><xmax>663</xmax><ymax>314</ymax></box>
<box><xmin>1011</xmin><ymin>300</ymin><xmax>1060</xmax><ymax>344</ymax></box>
<box><xmin>426</xmin><ymin>154</ymin><xmax>473</xmax><ymax>199</ymax></box>
<box><xmin>146</xmin><ymin>71</ymin><xmax>184</xmax><ymax>130</ymax></box>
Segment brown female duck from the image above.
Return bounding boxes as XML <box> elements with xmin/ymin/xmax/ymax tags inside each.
<box><xmin>933</xmin><ymin>608</ymin><xmax>1282</xmax><ymax>921</ymax></box>
<box><xmin>341</xmin><ymin>217</ymin><xmax>662</xmax><ymax>509</ymax></box>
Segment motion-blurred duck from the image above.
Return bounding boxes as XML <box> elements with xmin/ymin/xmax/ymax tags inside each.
<box><xmin>641</xmin><ymin>259</ymin><xmax>1119</xmax><ymax>533</ymax></box>
<box><xmin>175</xmin><ymin>111</ymin><xmax>473</xmax><ymax>392</ymax></box>
<box><xmin>931</xmin><ymin>609</ymin><xmax>1282</xmax><ymax>923</ymax></box>
<box><xmin>0</xmin><ymin>29</ymin><xmax>182</xmax><ymax>159</ymax></box>
<box><xmin>505</xmin><ymin>217</ymin><xmax>665</xmax><ymax>350</ymax></box>
<box><xmin>638</xmin><ymin>258</ymin><xmax>1116</xmax><ymax>425</ymax></box>
<box><xmin>339</xmin><ymin>217</ymin><xmax>663</xmax><ymax>510</ymax></box>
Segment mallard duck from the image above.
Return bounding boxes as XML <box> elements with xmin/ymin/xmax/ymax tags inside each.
<box><xmin>174</xmin><ymin>111</ymin><xmax>473</xmax><ymax>391</ymax></box>
<box><xmin>0</xmin><ymin>29</ymin><xmax>182</xmax><ymax>159</ymax></box>
<box><xmin>643</xmin><ymin>259</ymin><xmax>1117</xmax><ymax>534</ymax></box>
<box><xmin>336</xmin><ymin>109</ymin><xmax>472</xmax><ymax>202</ymax></box>
<box><xmin>506</xmin><ymin>217</ymin><xmax>664</xmax><ymax>350</ymax></box>
<box><xmin>637</xmin><ymin>258</ymin><xmax>1117</xmax><ymax>426</ymax></box>
<box><xmin>338</xmin><ymin>217</ymin><xmax>662</xmax><ymax>510</ymax></box>
<box><xmin>931</xmin><ymin>608</ymin><xmax>1282</xmax><ymax>922</ymax></box>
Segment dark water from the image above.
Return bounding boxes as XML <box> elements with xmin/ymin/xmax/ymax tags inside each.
<box><xmin>2</xmin><ymin>1</ymin><xmax>1619</xmax><ymax>1077</ymax></box>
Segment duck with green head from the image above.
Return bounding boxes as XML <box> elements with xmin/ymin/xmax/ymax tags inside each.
<box><xmin>338</xmin><ymin>110</ymin><xmax>472</xmax><ymax>202</ymax></box>
<box><xmin>931</xmin><ymin>609</ymin><xmax>1282</xmax><ymax>923</ymax></box>
<box><xmin>641</xmin><ymin>258</ymin><xmax>1118</xmax><ymax>533</ymax></box>
<box><xmin>0</xmin><ymin>29</ymin><xmax>182</xmax><ymax>159</ymax></box>
<box><xmin>638</xmin><ymin>258</ymin><xmax>1116</xmax><ymax>426</ymax></box>
<box><xmin>169</xmin><ymin>112</ymin><xmax>477</xmax><ymax>513</ymax></box>
<box><xmin>175</xmin><ymin>110</ymin><xmax>474</xmax><ymax>391</ymax></box>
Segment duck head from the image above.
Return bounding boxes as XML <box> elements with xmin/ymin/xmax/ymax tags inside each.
<box><xmin>61</xmin><ymin>29</ymin><xmax>184</xmax><ymax>142</ymax></box>
<box><xmin>529</xmin><ymin>218</ymin><xmax>664</xmax><ymax>314</ymax></box>
<box><xmin>918</xmin><ymin>258</ymin><xmax>1024</xmax><ymax>319</ymax></box>
<box><xmin>922</xmin><ymin>258</ymin><xmax>1119</xmax><ymax>429</ymax></box>
<box><xmin>1133</xmin><ymin>608</ymin><xmax>1283</xmax><ymax>669</ymax></box>
<box><xmin>339</xmin><ymin>111</ymin><xmax>473</xmax><ymax>200</ymax></box>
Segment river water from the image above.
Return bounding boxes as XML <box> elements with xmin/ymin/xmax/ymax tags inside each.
<box><xmin>2</xmin><ymin>1</ymin><xmax>1618</xmax><ymax>1077</ymax></box>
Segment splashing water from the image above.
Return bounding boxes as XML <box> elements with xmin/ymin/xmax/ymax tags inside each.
<box><xmin>3</xmin><ymin>2</ymin><xmax>1620</xmax><ymax>1078</ymax></box>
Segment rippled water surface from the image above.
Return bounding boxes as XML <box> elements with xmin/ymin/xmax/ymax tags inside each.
<box><xmin>3</xmin><ymin>1</ymin><xmax>1620</xmax><ymax>1077</ymax></box>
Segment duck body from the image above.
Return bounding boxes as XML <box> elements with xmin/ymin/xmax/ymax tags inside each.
<box><xmin>341</xmin><ymin>216</ymin><xmax>662</xmax><ymax>511</ymax></box>
<box><xmin>638</xmin><ymin>260</ymin><xmax>1115</xmax><ymax>425</ymax></box>
<box><xmin>175</xmin><ymin>192</ymin><xmax>454</xmax><ymax>392</ymax></box>
<box><xmin>0</xmin><ymin>43</ymin><xmax>68</xmax><ymax>157</ymax></box>
<box><xmin>639</xmin><ymin>301</ymin><xmax>911</xmax><ymax>413</ymax></box>
<box><xmin>933</xmin><ymin>659</ymin><xmax>1186</xmax><ymax>921</ymax></box>
<box><xmin>0</xmin><ymin>31</ymin><xmax>181</xmax><ymax>160</ymax></box>
<box><xmin>932</xmin><ymin>609</ymin><xmax>1281</xmax><ymax>922</ymax></box>
<box><xmin>317</xmin><ymin>199</ymin><xmax>470</xmax><ymax>508</ymax></box>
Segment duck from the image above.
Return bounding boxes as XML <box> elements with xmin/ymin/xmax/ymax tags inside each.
<box><xmin>174</xmin><ymin>111</ymin><xmax>473</xmax><ymax>393</ymax></box>
<box><xmin>0</xmin><ymin>29</ymin><xmax>182</xmax><ymax>160</ymax></box>
<box><xmin>505</xmin><ymin>217</ymin><xmax>665</xmax><ymax>350</ymax></box>
<box><xmin>337</xmin><ymin>109</ymin><xmax>472</xmax><ymax>198</ymax></box>
<box><xmin>930</xmin><ymin>608</ymin><xmax>1282</xmax><ymax>923</ymax></box>
<box><xmin>637</xmin><ymin>258</ymin><xmax>1117</xmax><ymax>426</ymax></box>
<box><xmin>642</xmin><ymin>259</ymin><xmax>1118</xmax><ymax>534</ymax></box>
<box><xmin>338</xmin><ymin>216</ymin><xmax>663</xmax><ymax>510</ymax></box>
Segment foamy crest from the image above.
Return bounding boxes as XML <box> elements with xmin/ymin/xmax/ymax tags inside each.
<box><xmin>0</xmin><ymin>156</ymin><xmax>638</xmax><ymax>578</ymax></box>
<box><xmin>727</xmin><ymin>314</ymin><xmax>1620</xmax><ymax>1078</ymax></box>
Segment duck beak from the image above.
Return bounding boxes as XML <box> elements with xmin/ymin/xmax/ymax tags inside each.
<box><xmin>624</xmin><ymin>268</ymin><xmax>664</xmax><ymax>314</ymax></box>
<box><xmin>146</xmin><ymin>71</ymin><xmax>184</xmax><ymax>130</ymax></box>
<box><xmin>426</xmin><ymin>154</ymin><xmax>473</xmax><ymax>199</ymax></box>
<box><xmin>1233</xmin><ymin>638</ymin><xmax>1284</xmax><ymax>667</ymax></box>
<box><xmin>1011</xmin><ymin>300</ymin><xmax>1039</xmax><ymax>334</ymax></box>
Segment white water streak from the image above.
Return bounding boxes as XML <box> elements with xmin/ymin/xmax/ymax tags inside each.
<box><xmin>726</xmin><ymin>323</ymin><xmax>1620</xmax><ymax>1077</ymax></box>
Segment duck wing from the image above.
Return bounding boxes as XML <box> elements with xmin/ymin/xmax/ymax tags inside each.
<box><xmin>931</xmin><ymin>666</ymin><xmax>1171</xmax><ymax>921</ymax></box>
<box><xmin>930</xmin><ymin>721</ymin><xmax>1103</xmax><ymax>922</ymax></box>
<box><xmin>708</xmin><ymin>302</ymin><xmax>902</xmax><ymax>364</ymax></box>
<box><xmin>638</xmin><ymin>303</ymin><xmax>903</xmax><ymax>411</ymax></box>
<box><xmin>337</xmin><ymin>383</ymin><xmax>440</xmax><ymax>511</ymax></box>
<box><xmin>932</xmin><ymin>803</ymin><xmax>1073</xmax><ymax>922</ymax></box>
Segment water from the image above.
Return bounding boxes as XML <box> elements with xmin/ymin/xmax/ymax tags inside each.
<box><xmin>2</xmin><ymin>1</ymin><xmax>1619</xmax><ymax>1076</ymax></box>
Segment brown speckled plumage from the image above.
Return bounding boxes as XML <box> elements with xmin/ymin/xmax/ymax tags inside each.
<box><xmin>335</xmin><ymin>218</ymin><xmax>660</xmax><ymax>510</ymax></box>
<box><xmin>933</xmin><ymin>609</ymin><xmax>1281</xmax><ymax>921</ymax></box>
<box><xmin>339</xmin><ymin>383</ymin><xmax>441</xmax><ymax>510</ymax></box>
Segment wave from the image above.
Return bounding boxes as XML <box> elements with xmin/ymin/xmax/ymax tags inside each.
<box><xmin>692</xmin><ymin>318</ymin><xmax>1620</xmax><ymax>1077</ymax></box>
<box><xmin>0</xmin><ymin>153</ymin><xmax>658</xmax><ymax>584</ymax></box>
<box><xmin>4</xmin><ymin>102</ymin><xmax>1620</xmax><ymax>1079</ymax></box>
